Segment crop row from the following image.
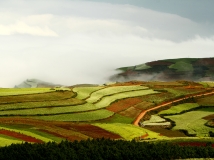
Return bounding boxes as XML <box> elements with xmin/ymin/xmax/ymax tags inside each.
<box><xmin>0</xmin><ymin>98</ymin><xmax>84</xmax><ymax>111</ymax></box>
<box><xmin>0</xmin><ymin>91</ymin><xmax>75</xmax><ymax>104</ymax></box>
<box><xmin>73</xmin><ymin>86</ymin><xmax>104</xmax><ymax>99</ymax></box>
<box><xmin>32</xmin><ymin>109</ymin><xmax>114</xmax><ymax>122</ymax></box>
<box><xmin>0</xmin><ymin>88</ymin><xmax>54</xmax><ymax>96</ymax></box>
<box><xmin>158</xmin><ymin>103</ymin><xmax>200</xmax><ymax>115</ymax></box>
<box><xmin>94</xmin><ymin>89</ymin><xmax>159</xmax><ymax>108</ymax></box>
<box><xmin>0</xmin><ymin>103</ymin><xmax>100</xmax><ymax>116</ymax></box>
<box><xmin>86</xmin><ymin>85</ymin><xmax>148</xmax><ymax>103</ymax></box>
<box><xmin>0</xmin><ymin>126</ymin><xmax>54</xmax><ymax>142</ymax></box>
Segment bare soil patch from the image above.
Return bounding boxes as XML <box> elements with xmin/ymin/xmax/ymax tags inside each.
<box><xmin>106</xmin><ymin>97</ymin><xmax>142</xmax><ymax>113</ymax></box>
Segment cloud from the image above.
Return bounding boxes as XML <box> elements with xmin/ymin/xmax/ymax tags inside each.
<box><xmin>0</xmin><ymin>0</ymin><xmax>214</xmax><ymax>87</ymax></box>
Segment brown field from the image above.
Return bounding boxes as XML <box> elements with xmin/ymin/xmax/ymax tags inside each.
<box><xmin>196</xmin><ymin>94</ymin><xmax>214</xmax><ymax>106</ymax></box>
<box><xmin>144</xmin><ymin>126</ymin><xmax>187</xmax><ymax>137</ymax></box>
<box><xmin>134</xmin><ymin>101</ymin><xmax>154</xmax><ymax>110</ymax></box>
<box><xmin>119</xmin><ymin>107</ymin><xmax>142</xmax><ymax>119</ymax></box>
<box><xmin>106</xmin><ymin>97</ymin><xmax>142</xmax><ymax>113</ymax></box>
<box><xmin>0</xmin><ymin>129</ymin><xmax>43</xmax><ymax>143</ymax></box>
<box><xmin>62</xmin><ymin>124</ymin><xmax>122</xmax><ymax>139</ymax></box>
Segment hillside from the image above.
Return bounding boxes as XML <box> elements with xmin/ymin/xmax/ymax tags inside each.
<box><xmin>110</xmin><ymin>57</ymin><xmax>214</xmax><ymax>82</ymax></box>
<box><xmin>15</xmin><ymin>79</ymin><xmax>63</xmax><ymax>88</ymax></box>
<box><xmin>0</xmin><ymin>80</ymin><xmax>214</xmax><ymax>147</ymax></box>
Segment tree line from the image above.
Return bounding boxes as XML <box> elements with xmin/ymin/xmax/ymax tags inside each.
<box><xmin>0</xmin><ymin>138</ymin><xmax>213</xmax><ymax>160</ymax></box>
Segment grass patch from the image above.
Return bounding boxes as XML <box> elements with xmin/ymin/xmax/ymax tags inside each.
<box><xmin>73</xmin><ymin>86</ymin><xmax>104</xmax><ymax>99</ymax></box>
<box><xmin>158</xmin><ymin>103</ymin><xmax>200</xmax><ymax>115</ymax></box>
<box><xmin>86</xmin><ymin>85</ymin><xmax>148</xmax><ymax>103</ymax></box>
<box><xmin>33</xmin><ymin>109</ymin><xmax>114</xmax><ymax>122</ymax></box>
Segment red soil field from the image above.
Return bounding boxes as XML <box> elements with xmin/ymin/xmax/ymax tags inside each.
<box><xmin>58</xmin><ymin>124</ymin><xmax>122</xmax><ymax>139</ymax></box>
<box><xmin>106</xmin><ymin>97</ymin><xmax>142</xmax><ymax>113</ymax></box>
<box><xmin>0</xmin><ymin>129</ymin><xmax>43</xmax><ymax>143</ymax></box>
<box><xmin>202</xmin><ymin>114</ymin><xmax>214</xmax><ymax>120</ymax></box>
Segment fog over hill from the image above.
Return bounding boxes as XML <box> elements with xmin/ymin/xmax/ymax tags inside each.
<box><xmin>1</xmin><ymin>0</ymin><xmax>214</xmax><ymax>87</ymax></box>
<box><xmin>110</xmin><ymin>57</ymin><xmax>214</xmax><ymax>82</ymax></box>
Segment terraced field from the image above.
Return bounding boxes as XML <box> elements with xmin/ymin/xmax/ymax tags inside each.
<box><xmin>0</xmin><ymin>88</ymin><xmax>54</xmax><ymax>96</ymax></box>
<box><xmin>0</xmin><ymin>81</ymin><xmax>213</xmax><ymax>146</ymax></box>
<box><xmin>158</xmin><ymin>103</ymin><xmax>200</xmax><ymax>115</ymax></box>
<box><xmin>164</xmin><ymin>107</ymin><xmax>214</xmax><ymax>136</ymax></box>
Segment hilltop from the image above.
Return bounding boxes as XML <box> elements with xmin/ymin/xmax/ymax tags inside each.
<box><xmin>110</xmin><ymin>57</ymin><xmax>214</xmax><ymax>82</ymax></box>
<box><xmin>14</xmin><ymin>79</ymin><xmax>63</xmax><ymax>88</ymax></box>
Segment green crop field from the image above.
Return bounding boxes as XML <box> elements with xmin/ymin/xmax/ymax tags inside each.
<box><xmin>86</xmin><ymin>85</ymin><xmax>148</xmax><ymax>103</ymax></box>
<box><xmin>169</xmin><ymin>61</ymin><xmax>193</xmax><ymax>72</ymax></box>
<box><xmin>142</xmin><ymin>115</ymin><xmax>170</xmax><ymax>126</ymax></box>
<box><xmin>199</xmin><ymin>81</ymin><xmax>214</xmax><ymax>88</ymax></box>
<box><xmin>134</xmin><ymin>63</ymin><xmax>151</xmax><ymax>70</ymax></box>
<box><xmin>158</xmin><ymin>103</ymin><xmax>200</xmax><ymax>115</ymax></box>
<box><xmin>165</xmin><ymin>88</ymin><xmax>201</xmax><ymax>97</ymax></box>
<box><xmin>0</xmin><ymin>98</ymin><xmax>84</xmax><ymax>111</ymax></box>
<box><xmin>73</xmin><ymin>86</ymin><xmax>104</xmax><ymax>99</ymax></box>
<box><xmin>165</xmin><ymin>107</ymin><xmax>214</xmax><ymax>136</ymax></box>
<box><xmin>0</xmin><ymin>88</ymin><xmax>54</xmax><ymax>96</ymax></box>
<box><xmin>0</xmin><ymin>103</ymin><xmax>102</xmax><ymax>116</ymax></box>
<box><xmin>94</xmin><ymin>89</ymin><xmax>159</xmax><ymax>108</ymax></box>
<box><xmin>0</xmin><ymin>91</ymin><xmax>75</xmax><ymax>104</ymax></box>
<box><xmin>33</xmin><ymin>109</ymin><xmax>114</xmax><ymax>121</ymax></box>
<box><xmin>0</xmin><ymin>137</ymin><xmax>22</xmax><ymax>147</ymax></box>
<box><xmin>93</xmin><ymin>123</ymin><xmax>165</xmax><ymax>140</ymax></box>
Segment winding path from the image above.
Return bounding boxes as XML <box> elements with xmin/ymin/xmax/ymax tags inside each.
<box><xmin>133</xmin><ymin>90</ymin><xmax>214</xmax><ymax>126</ymax></box>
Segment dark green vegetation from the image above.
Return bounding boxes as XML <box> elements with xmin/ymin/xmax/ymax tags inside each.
<box><xmin>1</xmin><ymin>139</ymin><xmax>214</xmax><ymax>160</ymax></box>
<box><xmin>111</xmin><ymin>57</ymin><xmax>214</xmax><ymax>82</ymax></box>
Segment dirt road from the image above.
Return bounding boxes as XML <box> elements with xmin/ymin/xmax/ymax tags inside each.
<box><xmin>133</xmin><ymin>90</ymin><xmax>214</xmax><ymax>126</ymax></box>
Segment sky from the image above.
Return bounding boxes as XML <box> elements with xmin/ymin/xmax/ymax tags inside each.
<box><xmin>0</xmin><ymin>0</ymin><xmax>214</xmax><ymax>87</ymax></box>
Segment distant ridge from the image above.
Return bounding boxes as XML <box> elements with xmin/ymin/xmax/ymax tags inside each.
<box><xmin>110</xmin><ymin>57</ymin><xmax>214</xmax><ymax>82</ymax></box>
<box><xmin>15</xmin><ymin>79</ymin><xmax>63</xmax><ymax>88</ymax></box>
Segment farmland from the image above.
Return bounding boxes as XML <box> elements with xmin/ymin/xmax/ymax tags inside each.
<box><xmin>164</xmin><ymin>107</ymin><xmax>214</xmax><ymax>136</ymax></box>
<box><xmin>0</xmin><ymin>80</ymin><xmax>213</xmax><ymax>147</ymax></box>
<box><xmin>158</xmin><ymin>103</ymin><xmax>200</xmax><ymax>115</ymax></box>
<box><xmin>0</xmin><ymin>88</ymin><xmax>54</xmax><ymax>96</ymax></box>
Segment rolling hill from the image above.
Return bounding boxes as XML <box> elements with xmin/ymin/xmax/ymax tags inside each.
<box><xmin>14</xmin><ymin>79</ymin><xmax>63</xmax><ymax>88</ymax></box>
<box><xmin>110</xmin><ymin>57</ymin><xmax>214</xmax><ymax>82</ymax></box>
